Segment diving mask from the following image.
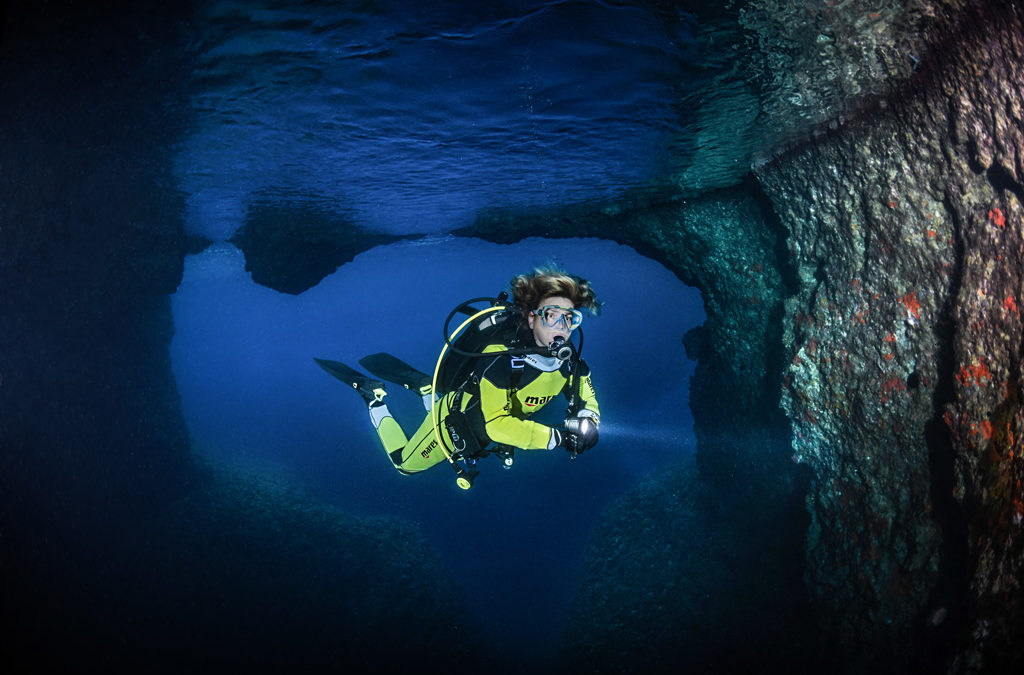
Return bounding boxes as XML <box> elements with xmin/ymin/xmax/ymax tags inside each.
<box><xmin>535</xmin><ymin>304</ymin><xmax>583</xmax><ymax>331</ymax></box>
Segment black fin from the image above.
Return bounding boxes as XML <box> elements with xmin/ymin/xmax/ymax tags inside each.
<box><xmin>359</xmin><ymin>353</ymin><xmax>432</xmax><ymax>393</ymax></box>
<box><xmin>314</xmin><ymin>358</ymin><xmax>386</xmax><ymax>403</ymax></box>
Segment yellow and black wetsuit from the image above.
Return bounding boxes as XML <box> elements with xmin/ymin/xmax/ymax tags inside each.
<box><xmin>369</xmin><ymin>341</ymin><xmax>599</xmax><ymax>475</ymax></box>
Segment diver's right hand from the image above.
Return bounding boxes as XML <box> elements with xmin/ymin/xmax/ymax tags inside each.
<box><xmin>562</xmin><ymin>431</ymin><xmax>582</xmax><ymax>454</ymax></box>
<box><xmin>548</xmin><ymin>427</ymin><xmax>579</xmax><ymax>453</ymax></box>
<box><xmin>551</xmin><ymin>429</ymin><xmax>587</xmax><ymax>455</ymax></box>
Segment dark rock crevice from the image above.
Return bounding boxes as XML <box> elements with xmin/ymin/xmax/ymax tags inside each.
<box><xmin>915</xmin><ymin>188</ymin><xmax>969</xmax><ymax>673</ymax></box>
<box><xmin>986</xmin><ymin>162</ymin><xmax>1024</xmax><ymax>204</ymax></box>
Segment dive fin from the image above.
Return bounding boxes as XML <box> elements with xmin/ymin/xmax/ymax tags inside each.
<box><xmin>314</xmin><ymin>357</ymin><xmax>387</xmax><ymax>404</ymax></box>
<box><xmin>359</xmin><ymin>352</ymin><xmax>433</xmax><ymax>396</ymax></box>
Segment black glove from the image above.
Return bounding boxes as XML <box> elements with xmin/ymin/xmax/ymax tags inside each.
<box><xmin>549</xmin><ymin>427</ymin><xmax>582</xmax><ymax>454</ymax></box>
<box><xmin>562</xmin><ymin>429</ymin><xmax>581</xmax><ymax>454</ymax></box>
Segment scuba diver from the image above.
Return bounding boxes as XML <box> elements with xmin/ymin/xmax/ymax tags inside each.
<box><xmin>315</xmin><ymin>267</ymin><xmax>601</xmax><ymax>489</ymax></box>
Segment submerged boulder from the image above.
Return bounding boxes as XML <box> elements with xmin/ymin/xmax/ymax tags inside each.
<box><xmin>560</xmin><ymin>460</ymin><xmax>814</xmax><ymax>673</ymax></box>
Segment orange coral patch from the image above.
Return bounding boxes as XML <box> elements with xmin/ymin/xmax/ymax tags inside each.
<box><xmin>989</xmin><ymin>208</ymin><xmax>1006</xmax><ymax>228</ymax></box>
<box><xmin>956</xmin><ymin>360</ymin><xmax>993</xmax><ymax>387</ymax></box>
<box><xmin>880</xmin><ymin>377</ymin><xmax>906</xmax><ymax>403</ymax></box>
<box><xmin>900</xmin><ymin>292</ymin><xmax>921</xmax><ymax>319</ymax></box>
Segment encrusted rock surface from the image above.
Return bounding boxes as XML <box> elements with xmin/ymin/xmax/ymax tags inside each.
<box><xmin>735</xmin><ymin>0</ymin><xmax>947</xmax><ymax>159</ymax></box>
<box><xmin>757</xmin><ymin>0</ymin><xmax>1024</xmax><ymax>670</ymax></box>
<box><xmin>667</xmin><ymin>0</ymin><xmax>956</xmax><ymax>196</ymax></box>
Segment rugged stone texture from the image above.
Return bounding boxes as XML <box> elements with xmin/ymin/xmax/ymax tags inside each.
<box><xmin>938</xmin><ymin>4</ymin><xmax>1024</xmax><ymax>670</ymax></box>
<box><xmin>735</xmin><ymin>0</ymin><xmax>947</xmax><ymax>159</ymax></box>
<box><xmin>559</xmin><ymin>459</ymin><xmax>817</xmax><ymax>673</ymax></box>
<box><xmin>757</xmin><ymin>1</ymin><xmax>1024</xmax><ymax>670</ymax></box>
<box><xmin>665</xmin><ymin>0</ymin><xmax>955</xmax><ymax>196</ymax></box>
<box><xmin>231</xmin><ymin>198</ymin><xmax>414</xmax><ymax>294</ymax></box>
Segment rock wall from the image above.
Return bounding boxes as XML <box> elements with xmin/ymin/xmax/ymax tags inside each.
<box><xmin>0</xmin><ymin>4</ymin><xmax>476</xmax><ymax>670</ymax></box>
<box><xmin>0</xmin><ymin>0</ymin><xmax>194</xmax><ymax>517</ymax></box>
<box><xmin>757</xmin><ymin>0</ymin><xmax>1024</xmax><ymax>670</ymax></box>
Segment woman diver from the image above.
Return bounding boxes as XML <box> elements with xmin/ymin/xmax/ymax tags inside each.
<box><xmin>315</xmin><ymin>266</ymin><xmax>601</xmax><ymax>488</ymax></box>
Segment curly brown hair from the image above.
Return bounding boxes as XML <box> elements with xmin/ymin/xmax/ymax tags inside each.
<box><xmin>509</xmin><ymin>266</ymin><xmax>601</xmax><ymax>321</ymax></box>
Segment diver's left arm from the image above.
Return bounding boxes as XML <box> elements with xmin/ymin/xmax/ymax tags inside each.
<box><xmin>572</xmin><ymin>359</ymin><xmax>600</xmax><ymax>419</ymax></box>
<box><xmin>563</xmin><ymin>359</ymin><xmax>600</xmax><ymax>452</ymax></box>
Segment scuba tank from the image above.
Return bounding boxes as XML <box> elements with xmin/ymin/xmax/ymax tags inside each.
<box><xmin>435</xmin><ymin>293</ymin><xmax>522</xmax><ymax>396</ymax></box>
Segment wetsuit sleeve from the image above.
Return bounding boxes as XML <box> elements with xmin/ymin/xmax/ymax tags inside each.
<box><xmin>573</xmin><ymin>359</ymin><xmax>600</xmax><ymax>418</ymax></box>
<box><xmin>477</xmin><ymin>351</ymin><xmax>556</xmax><ymax>450</ymax></box>
<box><xmin>478</xmin><ymin>378</ymin><xmax>555</xmax><ymax>450</ymax></box>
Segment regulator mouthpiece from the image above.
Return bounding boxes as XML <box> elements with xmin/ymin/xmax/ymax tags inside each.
<box><xmin>548</xmin><ymin>336</ymin><xmax>574</xmax><ymax>361</ymax></box>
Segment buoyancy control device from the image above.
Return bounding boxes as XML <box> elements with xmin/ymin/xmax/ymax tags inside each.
<box><xmin>430</xmin><ymin>292</ymin><xmax>585</xmax><ymax>489</ymax></box>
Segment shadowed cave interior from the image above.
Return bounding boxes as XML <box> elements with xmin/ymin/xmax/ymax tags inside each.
<box><xmin>3</xmin><ymin>1</ymin><xmax>1024</xmax><ymax>674</ymax></box>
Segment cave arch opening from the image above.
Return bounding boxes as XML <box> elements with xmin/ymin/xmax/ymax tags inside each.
<box><xmin>170</xmin><ymin>232</ymin><xmax>706</xmax><ymax>657</ymax></box>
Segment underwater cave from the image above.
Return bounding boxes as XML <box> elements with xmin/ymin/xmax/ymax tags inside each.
<box><xmin>3</xmin><ymin>1</ymin><xmax>1024</xmax><ymax>674</ymax></box>
<box><xmin>170</xmin><ymin>236</ymin><xmax>704</xmax><ymax>663</ymax></box>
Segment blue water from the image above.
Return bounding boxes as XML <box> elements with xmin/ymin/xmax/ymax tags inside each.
<box><xmin>171</xmin><ymin>236</ymin><xmax>703</xmax><ymax>660</ymax></box>
<box><xmin>166</xmin><ymin>0</ymin><xmax>708</xmax><ymax>664</ymax></box>
<box><xmin>177</xmin><ymin>0</ymin><xmax>697</xmax><ymax>239</ymax></box>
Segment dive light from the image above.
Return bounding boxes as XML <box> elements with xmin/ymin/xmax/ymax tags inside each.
<box><xmin>563</xmin><ymin>415</ymin><xmax>596</xmax><ymax>438</ymax></box>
